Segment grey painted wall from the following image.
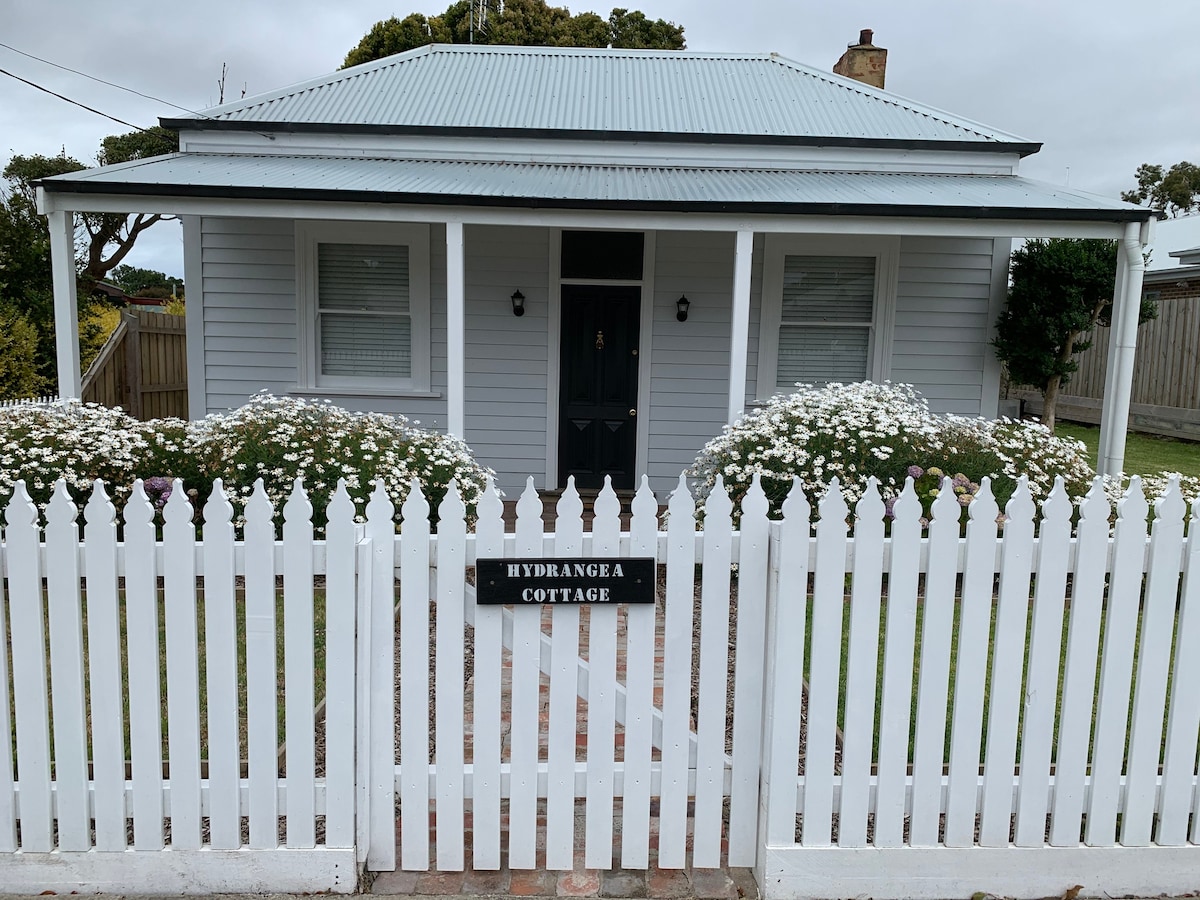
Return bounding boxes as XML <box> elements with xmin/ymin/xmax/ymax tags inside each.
<box><xmin>198</xmin><ymin>219</ymin><xmax>1002</xmax><ymax>497</ymax></box>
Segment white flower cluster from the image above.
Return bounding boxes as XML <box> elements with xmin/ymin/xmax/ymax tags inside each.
<box><xmin>690</xmin><ymin>382</ymin><xmax>1101</xmax><ymax>519</ymax></box>
<box><xmin>0</xmin><ymin>401</ymin><xmax>147</xmax><ymax>507</ymax></box>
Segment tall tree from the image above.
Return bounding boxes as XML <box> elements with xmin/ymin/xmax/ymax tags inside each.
<box><xmin>0</xmin><ymin>126</ymin><xmax>178</xmax><ymax>393</ymax></box>
<box><xmin>342</xmin><ymin>0</ymin><xmax>684</xmax><ymax>67</ymax></box>
<box><xmin>1121</xmin><ymin>161</ymin><xmax>1200</xmax><ymax>218</ymax></box>
<box><xmin>992</xmin><ymin>238</ymin><xmax>1156</xmax><ymax>432</ymax></box>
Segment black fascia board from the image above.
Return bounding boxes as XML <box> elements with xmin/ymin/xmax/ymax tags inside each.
<box><xmin>158</xmin><ymin>118</ymin><xmax>1043</xmax><ymax>158</ymax></box>
<box><xmin>40</xmin><ymin>178</ymin><xmax>1154</xmax><ymax>223</ymax></box>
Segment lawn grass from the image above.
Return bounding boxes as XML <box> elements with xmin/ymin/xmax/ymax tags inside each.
<box><xmin>1057</xmin><ymin>422</ymin><xmax>1200</xmax><ymax>479</ymax></box>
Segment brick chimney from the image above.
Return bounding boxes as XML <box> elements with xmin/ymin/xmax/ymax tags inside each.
<box><xmin>833</xmin><ymin>28</ymin><xmax>887</xmax><ymax>90</ymax></box>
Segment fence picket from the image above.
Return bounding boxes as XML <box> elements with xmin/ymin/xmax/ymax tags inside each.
<box><xmin>83</xmin><ymin>482</ymin><xmax>127</xmax><ymax>850</ymax></box>
<box><xmin>1086</xmin><ymin>478</ymin><xmax>1149</xmax><ymax>846</ymax></box>
<box><xmin>244</xmin><ymin>480</ymin><xmax>279</xmax><ymax>849</ymax></box>
<box><xmin>399</xmin><ymin>481</ymin><xmax>432</xmax><ymax>870</ymax></box>
<box><xmin>945</xmin><ymin>479</ymin><xmax>999</xmax><ymax>847</ymax></box>
<box><xmin>123</xmin><ymin>481</ymin><xmax>164</xmax><ymax>849</ymax></box>
<box><xmin>472</xmin><ymin>477</ymin><xmax>506</xmax><ymax>870</ymax></box>
<box><xmin>435</xmin><ymin>481</ymin><xmax>468</xmax><ymax>871</ymax></box>
<box><xmin>4</xmin><ymin>483</ymin><xmax>51</xmax><ymax>851</ymax></box>
<box><xmin>979</xmin><ymin>478</ymin><xmax>1036</xmax><ymax>846</ymax></box>
<box><xmin>324</xmin><ymin>482</ymin><xmax>358</xmax><ymax>848</ymax></box>
<box><xmin>1122</xmin><ymin>478</ymin><xmax>1187</xmax><ymax>845</ymax></box>
<box><xmin>1160</xmin><ymin>496</ymin><xmax>1200</xmax><ymax>845</ymax></box>
<box><xmin>1049</xmin><ymin>480</ymin><xmax>1110</xmax><ymax>846</ymax></box>
<box><xmin>365</xmin><ymin>480</ymin><xmax>397</xmax><ymax>870</ymax></box>
<box><xmin>584</xmin><ymin>478</ymin><xmax>621</xmax><ymax>869</ymax></box>
<box><xmin>203</xmin><ymin>480</ymin><xmax>241</xmax><ymax>849</ymax></box>
<box><xmin>163</xmin><ymin>480</ymin><xmax>202</xmax><ymax>849</ymax></box>
<box><xmin>45</xmin><ymin>482</ymin><xmax>90</xmax><ymax>850</ymax></box>
<box><xmin>909</xmin><ymin>485</ymin><xmax>962</xmax><ymax>846</ymax></box>
<box><xmin>620</xmin><ymin>476</ymin><xmax>659</xmax><ymax>868</ymax></box>
<box><xmin>694</xmin><ymin>477</ymin><xmax>734</xmax><ymax>866</ymax></box>
<box><xmin>658</xmin><ymin>474</ymin><xmax>697</xmax><ymax>868</ymax></box>
<box><xmin>728</xmin><ymin>476</ymin><xmax>770</xmax><ymax>865</ymax></box>
<box><xmin>0</xmin><ymin>499</ymin><xmax>14</xmax><ymax>852</ymax></box>
<box><xmin>509</xmin><ymin>479</ymin><xmax>545</xmax><ymax>869</ymax></box>
<box><xmin>763</xmin><ymin>479</ymin><xmax>809</xmax><ymax>847</ymax></box>
<box><xmin>1014</xmin><ymin>480</ymin><xmax>1072</xmax><ymax>846</ymax></box>
<box><xmin>284</xmin><ymin>480</ymin><xmax>316</xmax><ymax>847</ymax></box>
<box><xmin>802</xmin><ymin>480</ymin><xmax>849</xmax><ymax>847</ymax></box>
<box><xmin>838</xmin><ymin>479</ymin><xmax>886</xmax><ymax>848</ymax></box>
<box><xmin>546</xmin><ymin>481</ymin><xmax>584</xmax><ymax>870</ymax></box>
<box><xmin>874</xmin><ymin>479</ymin><xmax>921</xmax><ymax>847</ymax></box>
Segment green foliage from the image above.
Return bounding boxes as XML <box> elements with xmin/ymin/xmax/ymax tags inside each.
<box><xmin>111</xmin><ymin>264</ymin><xmax>184</xmax><ymax>298</ymax></box>
<box><xmin>992</xmin><ymin>239</ymin><xmax>1156</xmax><ymax>431</ymax></box>
<box><xmin>1121</xmin><ymin>161</ymin><xmax>1200</xmax><ymax>217</ymax></box>
<box><xmin>0</xmin><ymin>302</ymin><xmax>46</xmax><ymax>399</ymax></box>
<box><xmin>342</xmin><ymin>0</ymin><xmax>685</xmax><ymax>66</ymax></box>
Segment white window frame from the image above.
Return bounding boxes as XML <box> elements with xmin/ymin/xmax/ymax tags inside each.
<box><xmin>756</xmin><ymin>234</ymin><xmax>899</xmax><ymax>402</ymax></box>
<box><xmin>296</xmin><ymin>220</ymin><xmax>432</xmax><ymax>393</ymax></box>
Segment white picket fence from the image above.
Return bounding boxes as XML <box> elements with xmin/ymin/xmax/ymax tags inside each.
<box><xmin>2</xmin><ymin>470</ymin><xmax>1200</xmax><ymax>897</ymax></box>
<box><xmin>0</xmin><ymin>395</ymin><xmax>60</xmax><ymax>409</ymax></box>
<box><xmin>759</xmin><ymin>473</ymin><xmax>1200</xmax><ymax>899</ymax></box>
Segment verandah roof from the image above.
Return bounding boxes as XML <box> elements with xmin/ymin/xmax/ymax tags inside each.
<box><xmin>41</xmin><ymin>153</ymin><xmax>1148</xmax><ymax>222</ymax></box>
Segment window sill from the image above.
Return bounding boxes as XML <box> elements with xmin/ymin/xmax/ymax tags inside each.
<box><xmin>289</xmin><ymin>386</ymin><xmax>442</xmax><ymax>400</ymax></box>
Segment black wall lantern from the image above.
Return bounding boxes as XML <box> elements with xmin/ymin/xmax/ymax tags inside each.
<box><xmin>511</xmin><ymin>289</ymin><xmax>526</xmax><ymax>317</ymax></box>
<box><xmin>676</xmin><ymin>294</ymin><xmax>690</xmax><ymax>322</ymax></box>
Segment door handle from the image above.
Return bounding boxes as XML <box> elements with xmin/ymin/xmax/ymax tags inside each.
<box><xmin>629</xmin><ymin>408</ymin><xmax>636</xmax><ymax>417</ymax></box>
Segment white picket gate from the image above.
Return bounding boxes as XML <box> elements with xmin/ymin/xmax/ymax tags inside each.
<box><xmin>3</xmin><ymin>469</ymin><xmax>1200</xmax><ymax>897</ymax></box>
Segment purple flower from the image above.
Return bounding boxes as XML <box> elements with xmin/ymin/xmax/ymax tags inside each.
<box><xmin>884</xmin><ymin>497</ymin><xmax>897</xmax><ymax>519</ymax></box>
<box><xmin>144</xmin><ymin>475</ymin><xmax>171</xmax><ymax>493</ymax></box>
<box><xmin>907</xmin><ymin>465</ymin><xmax>924</xmax><ymax>479</ymax></box>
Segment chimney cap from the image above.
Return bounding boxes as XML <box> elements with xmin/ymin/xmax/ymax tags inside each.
<box><xmin>854</xmin><ymin>28</ymin><xmax>874</xmax><ymax>46</ymax></box>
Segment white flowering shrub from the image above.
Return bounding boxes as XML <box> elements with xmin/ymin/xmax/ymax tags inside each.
<box><xmin>0</xmin><ymin>401</ymin><xmax>147</xmax><ymax>509</ymax></box>
<box><xmin>690</xmin><ymin>382</ymin><xmax>1096</xmax><ymax>522</ymax></box>
<box><xmin>190</xmin><ymin>394</ymin><xmax>492</xmax><ymax>529</ymax></box>
<box><xmin>0</xmin><ymin>394</ymin><xmax>492</xmax><ymax>530</ymax></box>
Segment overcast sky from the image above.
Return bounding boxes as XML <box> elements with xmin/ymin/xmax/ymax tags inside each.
<box><xmin>2</xmin><ymin>0</ymin><xmax>1197</xmax><ymax>278</ymax></box>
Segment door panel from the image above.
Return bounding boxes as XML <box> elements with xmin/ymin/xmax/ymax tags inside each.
<box><xmin>558</xmin><ymin>285</ymin><xmax>639</xmax><ymax>490</ymax></box>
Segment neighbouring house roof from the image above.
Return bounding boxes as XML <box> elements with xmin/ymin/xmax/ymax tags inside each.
<box><xmin>40</xmin><ymin>152</ymin><xmax>1149</xmax><ymax>221</ymax></box>
<box><xmin>160</xmin><ymin>44</ymin><xmax>1040</xmax><ymax>154</ymax></box>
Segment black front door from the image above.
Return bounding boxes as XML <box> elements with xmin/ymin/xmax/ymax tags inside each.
<box><xmin>558</xmin><ymin>285</ymin><xmax>639</xmax><ymax>490</ymax></box>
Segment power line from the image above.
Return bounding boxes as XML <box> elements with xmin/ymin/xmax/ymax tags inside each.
<box><xmin>0</xmin><ymin>40</ymin><xmax>201</xmax><ymax>117</ymax></box>
<box><xmin>0</xmin><ymin>65</ymin><xmax>149</xmax><ymax>133</ymax></box>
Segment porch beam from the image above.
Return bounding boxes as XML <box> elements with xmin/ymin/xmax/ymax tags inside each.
<box><xmin>446</xmin><ymin>221</ymin><xmax>466</xmax><ymax>438</ymax></box>
<box><xmin>1097</xmin><ymin>221</ymin><xmax>1148</xmax><ymax>478</ymax></box>
<box><xmin>37</xmin><ymin>191</ymin><xmax>1137</xmax><ymax>241</ymax></box>
<box><xmin>727</xmin><ymin>230</ymin><xmax>754</xmax><ymax>424</ymax></box>
<box><xmin>47</xmin><ymin>209</ymin><xmax>81</xmax><ymax>399</ymax></box>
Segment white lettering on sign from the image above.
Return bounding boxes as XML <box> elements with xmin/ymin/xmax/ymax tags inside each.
<box><xmin>520</xmin><ymin>587</ymin><xmax>612</xmax><ymax>603</ymax></box>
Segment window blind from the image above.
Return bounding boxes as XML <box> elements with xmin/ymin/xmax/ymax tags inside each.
<box><xmin>317</xmin><ymin>243</ymin><xmax>411</xmax><ymax>378</ymax></box>
<box><xmin>776</xmin><ymin>255</ymin><xmax>875</xmax><ymax>388</ymax></box>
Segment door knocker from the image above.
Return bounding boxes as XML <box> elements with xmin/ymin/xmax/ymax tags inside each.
<box><xmin>595</xmin><ymin>330</ymin><xmax>605</xmax><ymax>350</ymax></box>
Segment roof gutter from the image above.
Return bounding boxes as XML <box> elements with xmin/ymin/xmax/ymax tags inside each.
<box><xmin>157</xmin><ymin>118</ymin><xmax>1044</xmax><ymax>157</ymax></box>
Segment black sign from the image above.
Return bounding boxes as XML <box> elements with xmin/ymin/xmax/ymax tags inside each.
<box><xmin>476</xmin><ymin>557</ymin><xmax>656</xmax><ymax>605</ymax></box>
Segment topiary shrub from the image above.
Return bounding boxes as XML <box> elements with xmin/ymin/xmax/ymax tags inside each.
<box><xmin>689</xmin><ymin>381</ymin><xmax>1095</xmax><ymax>523</ymax></box>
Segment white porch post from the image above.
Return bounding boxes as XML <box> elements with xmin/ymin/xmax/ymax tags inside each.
<box><xmin>47</xmin><ymin>208</ymin><xmax>81</xmax><ymax>398</ymax></box>
<box><xmin>446</xmin><ymin>221</ymin><xmax>465</xmax><ymax>438</ymax></box>
<box><xmin>1097</xmin><ymin>221</ymin><xmax>1147</xmax><ymax>478</ymax></box>
<box><xmin>727</xmin><ymin>229</ymin><xmax>754</xmax><ymax>425</ymax></box>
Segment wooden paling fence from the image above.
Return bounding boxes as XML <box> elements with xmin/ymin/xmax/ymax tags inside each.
<box><xmin>82</xmin><ymin>308</ymin><xmax>187</xmax><ymax>419</ymax></box>
<box><xmin>1010</xmin><ymin>293</ymin><xmax>1200</xmax><ymax>438</ymax></box>
<box><xmin>2</xmin><ymin>471</ymin><xmax>1200</xmax><ymax>897</ymax></box>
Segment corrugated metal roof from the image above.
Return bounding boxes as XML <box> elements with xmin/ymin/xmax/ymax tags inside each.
<box><xmin>167</xmin><ymin>45</ymin><xmax>1031</xmax><ymax>147</ymax></box>
<box><xmin>43</xmin><ymin>153</ymin><xmax>1147</xmax><ymax>221</ymax></box>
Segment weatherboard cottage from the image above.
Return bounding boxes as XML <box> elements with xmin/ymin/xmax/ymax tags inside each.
<box><xmin>38</xmin><ymin>42</ymin><xmax>1155</xmax><ymax>493</ymax></box>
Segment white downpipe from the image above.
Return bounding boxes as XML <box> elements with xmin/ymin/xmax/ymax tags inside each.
<box><xmin>446</xmin><ymin>221</ymin><xmax>466</xmax><ymax>439</ymax></box>
<box><xmin>727</xmin><ymin>229</ymin><xmax>754</xmax><ymax>425</ymax></box>
<box><xmin>1098</xmin><ymin>221</ymin><xmax>1147</xmax><ymax>478</ymax></box>
<box><xmin>47</xmin><ymin>208</ymin><xmax>81</xmax><ymax>399</ymax></box>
